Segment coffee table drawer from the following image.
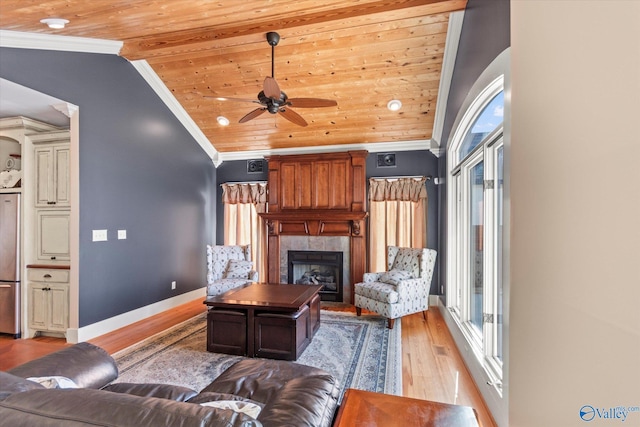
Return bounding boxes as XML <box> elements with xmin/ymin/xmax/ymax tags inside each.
<box><xmin>254</xmin><ymin>305</ymin><xmax>310</xmax><ymax>360</ymax></box>
<box><xmin>207</xmin><ymin>309</ymin><xmax>247</xmax><ymax>356</ymax></box>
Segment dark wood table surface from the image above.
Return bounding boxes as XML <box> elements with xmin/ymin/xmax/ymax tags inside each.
<box><xmin>204</xmin><ymin>283</ymin><xmax>322</xmax><ymax>357</ymax></box>
<box><xmin>333</xmin><ymin>389</ymin><xmax>481</xmax><ymax>427</ymax></box>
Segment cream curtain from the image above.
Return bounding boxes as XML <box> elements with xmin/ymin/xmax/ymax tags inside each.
<box><xmin>368</xmin><ymin>177</ymin><xmax>427</xmax><ymax>272</ymax></box>
<box><xmin>222</xmin><ymin>182</ymin><xmax>268</xmax><ymax>282</ymax></box>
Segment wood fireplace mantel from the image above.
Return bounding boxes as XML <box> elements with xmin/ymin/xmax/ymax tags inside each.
<box><xmin>260</xmin><ymin>151</ymin><xmax>368</xmax><ymax>304</ymax></box>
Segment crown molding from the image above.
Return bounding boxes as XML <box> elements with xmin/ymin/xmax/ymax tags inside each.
<box><xmin>217</xmin><ymin>139</ymin><xmax>432</xmax><ymax>163</ymax></box>
<box><xmin>430</xmin><ymin>10</ymin><xmax>465</xmax><ymax>157</ymax></box>
<box><xmin>0</xmin><ymin>30</ymin><xmax>122</xmax><ymax>54</ymax></box>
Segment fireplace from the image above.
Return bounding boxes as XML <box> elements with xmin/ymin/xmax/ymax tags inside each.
<box><xmin>288</xmin><ymin>250</ymin><xmax>343</xmax><ymax>302</ymax></box>
<box><xmin>260</xmin><ymin>151</ymin><xmax>368</xmax><ymax>305</ymax></box>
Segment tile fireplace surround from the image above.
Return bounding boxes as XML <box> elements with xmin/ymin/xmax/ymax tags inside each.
<box><xmin>280</xmin><ymin>236</ymin><xmax>351</xmax><ymax>303</ymax></box>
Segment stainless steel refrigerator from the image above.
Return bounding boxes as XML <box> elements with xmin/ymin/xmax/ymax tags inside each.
<box><xmin>0</xmin><ymin>193</ymin><xmax>21</xmax><ymax>338</ymax></box>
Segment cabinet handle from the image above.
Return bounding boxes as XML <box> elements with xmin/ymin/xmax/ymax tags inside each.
<box><xmin>50</xmin><ymin>256</ymin><xmax>57</xmax><ymax>260</ymax></box>
<box><xmin>47</xmin><ymin>201</ymin><xmax>57</xmax><ymax>205</ymax></box>
<box><xmin>44</xmin><ymin>274</ymin><xmax>52</xmax><ymax>278</ymax></box>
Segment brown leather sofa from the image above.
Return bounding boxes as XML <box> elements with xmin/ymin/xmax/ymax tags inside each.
<box><xmin>0</xmin><ymin>342</ymin><xmax>340</xmax><ymax>426</ymax></box>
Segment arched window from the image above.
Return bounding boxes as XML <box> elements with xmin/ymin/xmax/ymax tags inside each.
<box><xmin>459</xmin><ymin>91</ymin><xmax>504</xmax><ymax>161</ymax></box>
<box><xmin>447</xmin><ymin>71</ymin><xmax>506</xmax><ymax>390</ymax></box>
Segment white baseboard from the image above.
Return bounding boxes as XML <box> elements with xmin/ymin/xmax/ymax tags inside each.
<box><xmin>429</xmin><ymin>295</ymin><xmax>440</xmax><ymax>306</ymax></box>
<box><xmin>66</xmin><ymin>288</ymin><xmax>206</xmax><ymax>343</ymax></box>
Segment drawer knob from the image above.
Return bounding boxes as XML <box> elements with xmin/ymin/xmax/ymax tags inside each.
<box><xmin>44</xmin><ymin>274</ymin><xmax>52</xmax><ymax>279</ymax></box>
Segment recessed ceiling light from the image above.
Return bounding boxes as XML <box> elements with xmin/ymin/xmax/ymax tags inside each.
<box><xmin>40</xmin><ymin>18</ymin><xmax>69</xmax><ymax>29</ymax></box>
<box><xmin>217</xmin><ymin>116</ymin><xmax>230</xmax><ymax>126</ymax></box>
<box><xmin>387</xmin><ymin>99</ymin><xmax>402</xmax><ymax>111</ymax></box>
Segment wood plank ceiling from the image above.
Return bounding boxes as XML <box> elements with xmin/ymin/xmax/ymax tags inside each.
<box><xmin>0</xmin><ymin>0</ymin><xmax>467</xmax><ymax>155</ymax></box>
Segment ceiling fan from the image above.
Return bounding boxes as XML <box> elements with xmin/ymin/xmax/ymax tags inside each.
<box><xmin>212</xmin><ymin>32</ymin><xmax>337</xmax><ymax>127</ymax></box>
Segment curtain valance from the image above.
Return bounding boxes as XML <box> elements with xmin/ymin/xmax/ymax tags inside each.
<box><xmin>368</xmin><ymin>177</ymin><xmax>427</xmax><ymax>202</ymax></box>
<box><xmin>222</xmin><ymin>183</ymin><xmax>268</xmax><ymax>212</ymax></box>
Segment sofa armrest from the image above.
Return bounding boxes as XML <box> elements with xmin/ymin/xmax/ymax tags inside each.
<box><xmin>7</xmin><ymin>342</ymin><xmax>118</xmax><ymax>390</ymax></box>
<box><xmin>103</xmin><ymin>382</ymin><xmax>198</xmax><ymax>402</ymax></box>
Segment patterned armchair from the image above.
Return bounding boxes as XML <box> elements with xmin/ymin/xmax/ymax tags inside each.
<box><xmin>206</xmin><ymin>244</ymin><xmax>258</xmax><ymax>297</ymax></box>
<box><xmin>354</xmin><ymin>246</ymin><xmax>437</xmax><ymax>329</ymax></box>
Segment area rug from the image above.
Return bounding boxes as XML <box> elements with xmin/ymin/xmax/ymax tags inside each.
<box><xmin>113</xmin><ymin>310</ymin><xmax>401</xmax><ymax>400</ymax></box>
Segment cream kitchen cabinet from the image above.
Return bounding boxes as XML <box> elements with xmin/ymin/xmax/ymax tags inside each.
<box><xmin>33</xmin><ymin>142</ymin><xmax>70</xmax><ymax>208</ymax></box>
<box><xmin>27</xmin><ymin>268</ymin><xmax>69</xmax><ymax>336</ymax></box>
<box><xmin>36</xmin><ymin>209</ymin><xmax>70</xmax><ymax>262</ymax></box>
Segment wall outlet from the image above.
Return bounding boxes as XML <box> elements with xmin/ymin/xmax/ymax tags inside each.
<box><xmin>92</xmin><ymin>229</ymin><xmax>108</xmax><ymax>242</ymax></box>
<box><xmin>171</xmin><ymin>281</ymin><xmax>176</xmax><ymax>290</ymax></box>
<box><xmin>118</xmin><ymin>229</ymin><xmax>127</xmax><ymax>240</ymax></box>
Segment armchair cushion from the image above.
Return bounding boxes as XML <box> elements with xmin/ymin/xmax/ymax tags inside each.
<box><xmin>224</xmin><ymin>259</ymin><xmax>253</xmax><ymax>279</ymax></box>
<box><xmin>354</xmin><ymin>281</ymin><xmax>399</xmax><ymax>304</ymax></box>
<box><xmin>206</xmin><ymin>278</ymin><xmax>249</xmax><ymax>297</ymax></box>
<box><xmin>379</xmin><ymin>269</ymin><xmax>413</xmax><ymax>286</ymax></box>
<box><xmin>391</xmin><ymin>248</ymin><xmax>424</xmax><ymax>277</ymax></box>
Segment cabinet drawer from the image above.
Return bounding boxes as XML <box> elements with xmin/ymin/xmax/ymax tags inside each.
<box><xmin>27</xmin><ymin>269</ymin><xmax>69</xmax><ymax>283</ymax></box>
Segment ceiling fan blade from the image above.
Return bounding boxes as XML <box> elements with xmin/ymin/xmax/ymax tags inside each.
<box><xmin>263</xmin><ymin>76</ymin><xmax>281</xmax><ymax>99</ymax></box>
<box><xmin>239</xmin><ymin>108</ymin><xmax>267</xmax><ymax>123</ymax></box>
<box><xmin>288</xmin><ymin>98</ymin><xmax>338</xmax><ymax>108</ymax></box>
<box><xmin>278</xmin><ymin>108</ymin><xmax>308</xmax><ymax>127</ymax></box>
<box><xmin>204</xmin><ymin>95</ymin><xmax>259</xmax><ymax>103</ymax></box>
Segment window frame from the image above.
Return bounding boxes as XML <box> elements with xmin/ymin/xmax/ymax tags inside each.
<box><xmin>447</xmin><ymin>75</ymin><xmax>505</xmax><ymax>389</ymax></box>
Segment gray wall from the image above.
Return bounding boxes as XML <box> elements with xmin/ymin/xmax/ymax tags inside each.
<box><xmin>0</xmin><ymin>48</ymin><xmax>217</xmax><ymax>327</ymax></box>
<box><xmin>437</xmin><ymin>0</ymin><xmax>510</xmax><ymax>302</ymax></box>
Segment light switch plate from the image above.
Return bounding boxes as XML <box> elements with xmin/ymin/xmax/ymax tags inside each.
<box><xmin>92</xmin><ymin>229</ymin><xmax>107</xmax><ymax>242</ymax></box>
<box><xmin>118</xmin><ymin>229</ymin><xmax>127</xmax><ymax>240</ymax></box>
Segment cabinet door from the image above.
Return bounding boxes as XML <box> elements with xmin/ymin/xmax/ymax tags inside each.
<box><xmin>48</xmin><ymin>285</ymin><xmax>69</xmax><ymax>332</ymax></box>
<box><xmin>34</xmin><ymin>144</ymin><xmax>70</xmax><ymax>207</ymax></box>
<box><xmin>53</xmin><ymin>146</ymin><xmax>70</xmax><ymax>207</ymax></box>
<box><xmin>36</xmin><ymin>210</ymin><xmax>70</xmax><ymax>261</ymax></box>
<box><xmin>28</xmin><ymin>284</ymin><xmax>48</xmax><ymax>330</ymax></box>
<box><xmin>34</xmin><ymin>147</ymin><xmax>53</xmax><ymax>207</ymax></box>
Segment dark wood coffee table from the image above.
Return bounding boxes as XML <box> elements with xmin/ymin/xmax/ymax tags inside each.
<box><xmin>204</xmin><ymin>283</ymin><xmax>322</xmax><ymax>360</ymax></box>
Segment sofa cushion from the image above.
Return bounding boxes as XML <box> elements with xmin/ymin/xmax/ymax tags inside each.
<box><xmin>7</xmin><ymin>342</ymin><xmax>118</xmax><ymax>390</ymax></box>
<box><xmin>0</xmin><ymin>371</ymin><xmax>45</xmax><ymax>400</ymax></box>
<box><xmin>103</xmin><ymin>382</ymin><xmax>198</xmax><ymax>402</ymax></box>
<box><xmin>0</xmin><ymin>388</ymin><xmax>262</xmax><ymax>427</ymax></box>
<box><xmin>204</xmin><ymin>359</ymin><xmax>339</xmax><ymax>427</ymax></box>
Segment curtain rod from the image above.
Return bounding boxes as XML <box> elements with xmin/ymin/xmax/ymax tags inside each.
<box><xmin>370</xmin><ymin>175</ymin><xmax>432</xmax><ymax>180</ymax></box>
<box><xmin>221</xmin><ymin>181</ymin><xmax>267</xmax><ymax>186</ymax></box>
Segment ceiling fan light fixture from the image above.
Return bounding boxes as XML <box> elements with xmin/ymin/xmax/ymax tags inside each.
<box><xmin>216</xmin><ymin>116</ymin><xmax>230</xmax><ymax>126</ymax></box>
<box><xmin>387</xmin><ymin>99</ymin><xmax>402</xmax><ymax>111</ymax></box>
<box><xmin>40</xmin><ymin>18</ymin><xmax>69</xmax><ymax>29</ymax></box>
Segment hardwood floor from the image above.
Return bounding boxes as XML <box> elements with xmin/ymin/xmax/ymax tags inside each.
<box><xmin>0</xmin><ymin>299</ymin><xmax>496</xmax><ymax>427</ymax></box>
